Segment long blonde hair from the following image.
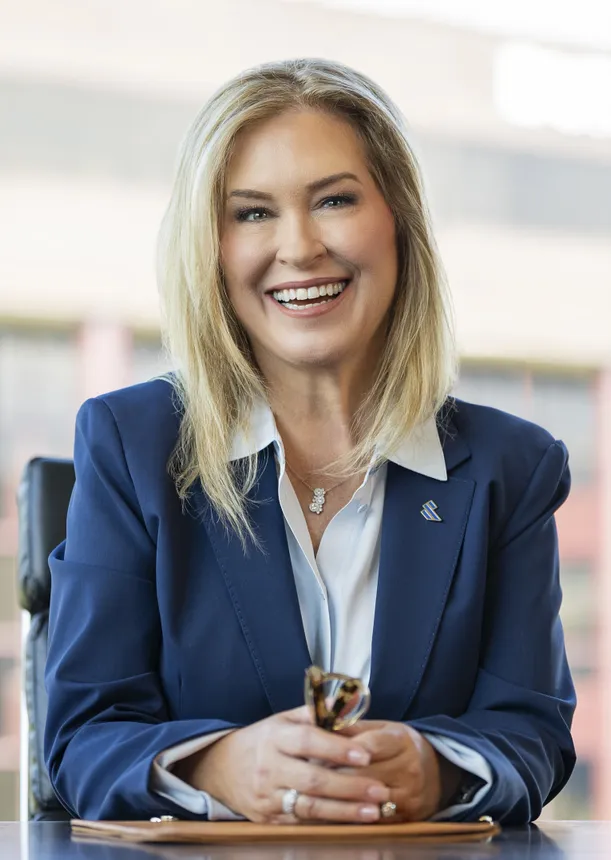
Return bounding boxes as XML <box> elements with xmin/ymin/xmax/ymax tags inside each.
<box><xmin>157</xmin><ymin>58</ymin><xmax>455</xmax><ymax>547</ymax></box>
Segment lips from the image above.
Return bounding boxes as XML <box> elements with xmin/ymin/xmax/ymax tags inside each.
<box><xmin>266</xmin><ymin>278</ymin><xmax>352</xmax><ymax>319</ymax></box>
<box><xmin>271</xmin><ymin>280</ymin><xmax>349</xmax><ymax>306</ymax></box>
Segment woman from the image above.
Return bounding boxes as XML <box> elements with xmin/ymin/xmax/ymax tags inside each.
<box><xmin>44</xmin><ymin>58</ymin><xmax>575</xmax><ymax>825</ymax></box>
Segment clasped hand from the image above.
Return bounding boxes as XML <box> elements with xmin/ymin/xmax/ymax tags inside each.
<box><xmin>178</xmin><ymin>706</ymin><xmax>443</xmax><ymax>824</ymax></box>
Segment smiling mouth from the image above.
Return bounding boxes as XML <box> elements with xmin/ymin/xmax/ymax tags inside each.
<box><xmin>270</xmin><ymin>280</ymin><xmax>350</xmax><ymax>309</ymax></box>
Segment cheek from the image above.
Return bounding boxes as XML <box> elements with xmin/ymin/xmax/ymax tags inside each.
<box><xmin>352</xmin><ymin>213</ymin><xmax>397</xmax><ymax>281</ymax></box>
<box><xmin>221</xmin><ymin>230</ymin><xmax>265</xmax><ymax>288</ymax></box>
<box><xmin>325</xmin><ymin>204</ymin><xmax>396</xmax><ymax>273</ymax></box>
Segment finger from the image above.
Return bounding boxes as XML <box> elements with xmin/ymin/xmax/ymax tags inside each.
<box><xmin>340</xmin><ymin>720</ymin><xmax>392</xmax><ymax>737</ymax></box>
<box><xmin>276</xmin><ymin>755</ymin><xmax>391</xmax><ymax>804</ymax></box>
<box><xmin>276</xmin><ymin>722</ymin><xmax>373</xmax><ymax>768</ymax></box>
<box><xmin>282</xmin><ymin>705</ymin><xmax>315</xmax><ymax>724</ymax></box>
<box><xmin>394</xmin><ymin>784</ymin><xmax>426</xmax><ymax>822</ymax></box>
<box><xmin>274</xmin><ymin>790</ymin><xmax>383</xmax><ymax>824</ymax></box>
<box><xmin>351</xmin><ymin>726</ymin><xmax>410</xmax><ymax>761</ymax></box>
<box><xmin>357</xmin><ymin>758</ymin><xmax>428</xmax><ymax>821</ymax></box>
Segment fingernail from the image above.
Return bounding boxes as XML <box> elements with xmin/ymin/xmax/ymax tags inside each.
<box><xmin>367</xmin><ymin>785</ymin><xmax>390</xmax><ymax>802</ymax></box>
<box><xmin>347</xmin><ymin>749</ymin><xmax>370</xmax><ymax>765</ymax></box>
<box><xmin>359</xmin><ymin>805</ymin><xmax>380</xmax><ymax>821</ymax></box>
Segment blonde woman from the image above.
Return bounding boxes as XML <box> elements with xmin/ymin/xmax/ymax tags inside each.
<box><xmin>45</xmin><ymin>59</ymin><xmax>575</xmax><ymax>825</ymax></box>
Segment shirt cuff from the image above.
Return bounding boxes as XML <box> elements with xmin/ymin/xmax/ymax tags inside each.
<box><xmin>423</xmin><ymin>733</ymin><xmax>493</xmax><ymax>820</ymax></box>
<box><xmin>151</xmin><ymin>730</ymin><xmax>245</xmax><ymax>820</ymax></box>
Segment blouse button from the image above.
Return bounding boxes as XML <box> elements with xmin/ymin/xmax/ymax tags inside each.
<box><xmin>357</xmin><ymin>503</ymin><xmax>368</xmax><ymax>514</ymax></box>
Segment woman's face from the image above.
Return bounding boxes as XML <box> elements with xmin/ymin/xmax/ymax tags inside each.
<box><xmin>221</xmin><ymin>108</ymin><xmax>398</xmax><ymax>374</ymax></box>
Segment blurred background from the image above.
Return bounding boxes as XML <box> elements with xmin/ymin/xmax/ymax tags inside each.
<box><xmin>0</xmin><ymin>0</ymin><xmax>610</xmax><ymax>821</ymax></box>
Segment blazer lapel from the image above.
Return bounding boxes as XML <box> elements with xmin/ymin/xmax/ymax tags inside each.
<box><xmin>200</xmin><ymin>446</ymin><xmax>311</xmax><ymax>714</ymax></box>
<box><xmin>368</xmin><ymin>422</ymin><xmax>475</xmax><ymax>720</ymax></box>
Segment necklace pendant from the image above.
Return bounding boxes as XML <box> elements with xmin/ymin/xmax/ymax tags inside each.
<box><xmin>309</xmin><ymin>487</ymin><xmax>326</xmax><ymax>515</ymax></box>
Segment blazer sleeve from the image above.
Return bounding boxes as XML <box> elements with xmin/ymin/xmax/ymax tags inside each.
<box><xmin>408</xmin><ymin>439</ymin><xmax>576</xmax><ymax>824</ymax></box>
<box><xmin>44</xmin><ymin>397</ymin><xmax>242</xmax><ymax>821</ymax></box>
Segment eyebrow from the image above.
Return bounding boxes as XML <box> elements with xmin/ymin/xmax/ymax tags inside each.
<box><xmin>227</xmin><ymin>172</ymin><xmax>362</xmax><ymax>201</ymax></box>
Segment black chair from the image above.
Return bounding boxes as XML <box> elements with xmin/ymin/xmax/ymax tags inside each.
<box><xmin>17</xmin><ymin>457</ymin><xmax>75</xmax><ymax>821</ymax></box>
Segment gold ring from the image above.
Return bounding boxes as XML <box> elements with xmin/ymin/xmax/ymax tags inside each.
<box><xmin>380</xmin><ymin>801</ymin><xmax>397</xmax><ymax>818</ymax></box>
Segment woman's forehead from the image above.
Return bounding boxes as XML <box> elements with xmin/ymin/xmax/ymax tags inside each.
<box><xmin>225</xmin><ymin>109</ymin><xmax>368</xmax><ymax>190</ymax></box>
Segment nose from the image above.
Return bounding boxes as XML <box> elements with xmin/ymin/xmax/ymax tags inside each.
<box><xmin>275</xmin><ymin>212</ymin><xmax>326</xmax><ymax>269</ymax></box>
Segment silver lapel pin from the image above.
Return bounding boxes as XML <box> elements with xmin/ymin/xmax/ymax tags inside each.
<box><xmin>421</xmin><ymin>500</ymin><xmax>442</xmax><ymax>522</ymax></box>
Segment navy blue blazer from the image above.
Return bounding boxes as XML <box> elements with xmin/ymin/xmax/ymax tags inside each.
<box><xmin>44</xmin><ymin>377</ymin><xmax>576</xmax><ymax>823</ymax></box>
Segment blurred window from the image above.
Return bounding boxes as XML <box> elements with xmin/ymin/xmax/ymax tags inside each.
<box><xmin>0</xmin><ymin>657</ymin><xmax>16</xmax><ymax>734</ymax></box>
<box><xmin>0</xmin><ymin>558</ymin><xmax>17</xmax><ymax>624</ymax></box>
<box><xmin>560</xmin><ymin>561</ymin><xmax>596</xmax><ymax>678</ymax></box>
<box><xmin>549</xmin><ymin>761</ymin><xmax>593</xmax><ymax>820</ymax></box>
<box><xmin>531</xmin><ymin>374</ymin><xmax>597</xmax><ymax>485</ymax></box>
<box><xmin>0</xmin><ymin>327</ymin><xmax>79</xmax><ymax>518</ymax></box>
<box><xmin>454</xmin><ymin>365</ymin><xmax>597</xmax><ymax>486</ymax></box>
<box><xmin>0</xmin><ymin>772</ymin><xmax>17</xmax><ymax>822</ymax></box>
<box><xmin>131</xmin><ymin>335</ymin><xmax>173</xmax><ymax>385</ymax></box>
<box><xmin>494</xmin><ymin>42</ymin><xmax>611</xmax><ymax>139</ymax></box>
<box><xmin>416</xmin><ymin>134</ymin><xmax>611</xmax><ymax>233</ymax></box>
<box><xmin>452</xmin><ymin>367</ymin><xmax>527</xmax><ymax>418</ymax></box>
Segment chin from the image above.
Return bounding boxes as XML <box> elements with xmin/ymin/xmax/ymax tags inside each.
<box><xmin>282</xmin><ymin>341</ymin><xmax>353</xmax><ymax>368</ymax></box>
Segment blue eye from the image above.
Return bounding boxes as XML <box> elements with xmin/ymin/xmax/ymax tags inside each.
<box><xmin>320</xmin><ymin>193</ymin><xmax>357</xmax><ymax>209</ymax></box>
<box><xmin>233</xmin><ymin>194</ymin><xmax>356</xmax><ymax>222</ymax></box>
<box><xmin>234</xmin><ymin>207</ymin><xmax>270</xmax><ymax>222</ymax></box>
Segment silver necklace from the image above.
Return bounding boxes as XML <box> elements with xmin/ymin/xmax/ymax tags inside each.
<box><xmin>285</xmin><ymin>462</ymin><xmax>354</xmax><ymax>515</ymax></box>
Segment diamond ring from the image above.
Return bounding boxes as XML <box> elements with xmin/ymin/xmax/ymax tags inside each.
<box><xmin>281</xmin><ymin>788</ymin><xmax>300</xmax><ymax>816</ymax></box>
<box><xmin>380</xmin><ymin>800</ymin><xmax>397</xmax><ymax>818</ymax></box>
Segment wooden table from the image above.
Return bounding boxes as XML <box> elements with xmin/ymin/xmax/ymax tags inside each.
<box><xmin>0</xmin><ymin>820</ymin><xmax>605</xmax><ymax>859</ymax></box>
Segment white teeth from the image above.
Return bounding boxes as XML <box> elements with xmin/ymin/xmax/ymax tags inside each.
<box><xmin>271</xmin><ymin>281</ymin><xmax>348</xmax><ymax>303</ymax></box>
<box><xmin>284</xmin><ymin>299</ymin><xmax>335</xmax><ymax>309</ymax></box>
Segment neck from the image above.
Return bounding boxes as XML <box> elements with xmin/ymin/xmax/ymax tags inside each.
<box><xmin>256</xmin><ymin>351</ymin><xmax>381</xmax><ymax>477</ymax></box>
